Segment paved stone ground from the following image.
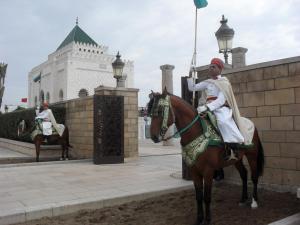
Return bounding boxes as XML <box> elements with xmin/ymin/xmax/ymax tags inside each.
<box><xmin>0</xmin><ymin>140</ymin><xmax>299</xmax><ymax>225</ymax></box>
<box><xmin>0</xmin><ymin>140</ymin><xmax>191</xmax><ymax>225</ymax></box>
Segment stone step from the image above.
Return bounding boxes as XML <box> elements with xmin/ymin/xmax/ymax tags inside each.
<box><xmin>268</xmin><ymin>213</ymin><xmax>300</xmax><ymax>225</ymax></box>
<box><xmin>0</xmin><ymin>138</ymin><xmax>67</xmax><ymax>158</ymax></box>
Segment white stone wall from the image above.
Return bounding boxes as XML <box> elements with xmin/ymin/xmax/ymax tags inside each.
<box><xmin>28</xmin><ymin>41</ymin><xmax>134</xmax><ymax>107</ymax></box>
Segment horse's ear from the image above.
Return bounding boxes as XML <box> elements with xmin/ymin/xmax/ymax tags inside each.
<box><xmin>162</xmin><ymin>86</ymin><xmax>168</xmax><ymax>98</ymax></box>
<box><xmin>149</xmin><ymin>91</ymin><xmax>154</xmax><ymax>99</ymax></box>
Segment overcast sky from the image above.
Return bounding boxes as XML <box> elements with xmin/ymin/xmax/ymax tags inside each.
<box><xmin>1</xmin><ymin>0</ymin><xmax>299</xmax><ymax>110</ymax></box>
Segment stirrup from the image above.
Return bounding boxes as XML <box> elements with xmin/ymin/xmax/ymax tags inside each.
<box><xmin>227</xmin><ymin>149</ymin><xmax>238</xmax><ymax>161</ymax></box>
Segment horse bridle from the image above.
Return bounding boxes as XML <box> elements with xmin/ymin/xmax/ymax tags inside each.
<box><xmin>150</xmin><ymin>95</ymin><xmax>175</xmax><ymax>139</ymax></box>
<box><xmin>150</xmin><ymin>94</ymin><xmax>200</xmax><ymax>141</ymax></box>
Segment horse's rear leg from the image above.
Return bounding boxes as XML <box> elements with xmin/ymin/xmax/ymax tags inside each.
<box><xmin>61</xmin><ymin>143</ymin><xmax>66</xmax><ymax>160</ymax></box>
<box><xmin>246</xmin><ymin>153</ymin><xmax>259</xmax><ymax>208</ymax></box>
<box><xmin>191</xmin><ymin>169</ymin><xmax>204</xmax><ymax>225</ymax></box>
<box><xmin>234</xmin><ymin>160</ymin><xmax>248</xmax><ymax>205</ymax></box>
<box><xmin>60</xmin><ymin>141</ymin><xmax>69</xmax><ymax>160</ymax></box>
<box><xmin>64</xmin><ymin>144</ymin><xmax>69</xmax><ymax>160</ymax></box>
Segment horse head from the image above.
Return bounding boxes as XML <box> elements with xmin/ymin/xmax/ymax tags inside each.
<box><xmin>147</xmin><ymin>88</ymin><xmax>174</xmax><ymax>143</ymax></box>
<box><xmin>17</xmin><ymin>119</ymin><xmax>27</xmax><ymax>137</ymax></box>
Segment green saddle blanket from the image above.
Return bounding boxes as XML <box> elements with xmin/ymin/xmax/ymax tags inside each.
<box><xmin>182</xmin><ymin>111</ymin><xmax>253</xmax><ymax>167</ymax></box>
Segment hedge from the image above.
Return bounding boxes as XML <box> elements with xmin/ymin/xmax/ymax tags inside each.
<box><xmin>0</xmin><ymin>105</ymin><xmax>66</xmax><ymax>143</ymax></box>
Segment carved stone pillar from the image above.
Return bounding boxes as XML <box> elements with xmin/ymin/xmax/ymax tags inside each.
<box><xmin>232</xmin><ymin>47</ymin><xmax>248</xmax><ymax>68</ymax></box>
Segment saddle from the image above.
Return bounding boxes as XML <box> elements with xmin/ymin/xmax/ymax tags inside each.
<box><xmin>182</xmin><ymin>111</ymin><xmax>253</xmax><ymax>166</ymax></box>
<box><xmin>31</xmin><ymin>119</ymin><xmax>59</xmax><ymax>141</ymax></box>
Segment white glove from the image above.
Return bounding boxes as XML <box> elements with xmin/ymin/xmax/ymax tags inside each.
<box><xmin>197</xmin><ymin>105</ymin><xmax>208</xmax><ymax>113</ymax></box>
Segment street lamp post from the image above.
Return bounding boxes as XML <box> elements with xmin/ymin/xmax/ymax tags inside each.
<box><xmin>215</xmin><ymin>15</ymin><xmax>235</xmax><ymax>64</ymax></box>
<box><xmin>112</xmin><ymin>52</ymin><xmax>126</xmax><ymax>87</ymax></box>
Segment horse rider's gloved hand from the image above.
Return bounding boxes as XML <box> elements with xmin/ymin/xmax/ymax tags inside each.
<box><xmin>197</xmin><ymin>105</ymin><xmax>208</xmax><ymax>113</ymax></box>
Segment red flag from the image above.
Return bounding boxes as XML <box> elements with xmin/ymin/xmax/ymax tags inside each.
<box><xmin>21</xmin><ymin>98</ymin><xmax>27</xmax><ymax>103</ymax></box>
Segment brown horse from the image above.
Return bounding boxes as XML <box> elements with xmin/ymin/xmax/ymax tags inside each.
<box><xmin>147</xmin><ymin>90</ymin><xmax>264</xmax><ymax>225</ymax></box>
<box><xmin>18</xmin><ymin>119</ymin><xmax>72</xmax><ymax>162</ymax></box>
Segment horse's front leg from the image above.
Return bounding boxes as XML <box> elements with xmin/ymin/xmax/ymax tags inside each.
<box><xmin>203</xmin><ymin>169</ymin><xmax>214</xmax><ymax>225</ymax></box>
<box><xmin>35</xmin><ymin>140</ymin><xmax>41</xmax><ymax>162</ymax></box>
<box><xmin>191</xmin><ymin>169</ymin><xmax>204</xmax><ymax>225</ymax></box>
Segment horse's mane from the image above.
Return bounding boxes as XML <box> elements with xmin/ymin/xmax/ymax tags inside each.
<box><xmin>170</xmin><ymin>94</ymin><xmax>198</xmax><ymax>115</ymax></box>
<box><xmin>147</xmin><ymin>97</ymin><xmax>155</xmax><ymax>115</ymax></box>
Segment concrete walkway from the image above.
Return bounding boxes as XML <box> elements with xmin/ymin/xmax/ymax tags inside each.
<box><xmin>0</xmin><ymin>141</ymin><xmax>192</xmax><ymax>225</ymax></box>
<box><xmin>0</xmin><ymin>147</ymin><xmax>30</xmax><ymax>159</ymax></box>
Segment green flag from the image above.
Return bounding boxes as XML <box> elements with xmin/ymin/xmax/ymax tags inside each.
<box><xmin>194</xmin><ymin>0</ymin><xmax>208</xmax><ymax>8</ymax></box>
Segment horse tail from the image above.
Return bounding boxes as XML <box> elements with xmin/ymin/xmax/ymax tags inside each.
<box><xmin>256</xmin><ymin>129</ymin><xmax>265</xmax><ymax>177</ymax></box>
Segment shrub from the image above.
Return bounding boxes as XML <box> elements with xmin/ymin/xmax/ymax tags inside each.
<box><xmin>0</xmin><ymin>105</ymin><xmax>65</xmax><ymax>143</ymax></box>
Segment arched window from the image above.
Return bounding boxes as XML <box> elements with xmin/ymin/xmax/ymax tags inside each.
<box><xmin>40</xmin><ymin>90</ymin><xmax>44</xmax><ymax>104</ymax></box>
<box><xmin>59</xmin><ymin>89</ymin><xmax>63</xmax><ymax>101</ymax></box>
<box><xmin>46</xmin><ymin>92</ymin><xmax>50</xmax><ymax>103</ymax></box>
<box><xmin>78</xmin><ymin>88</ymin><xmax>89</xmax><ymax>98</ymax></box>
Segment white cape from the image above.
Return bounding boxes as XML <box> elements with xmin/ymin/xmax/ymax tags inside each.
<box><xmin>206</xmin><ymin>77</ymin><xmax>255</xmax><ymax>145</ymax></box>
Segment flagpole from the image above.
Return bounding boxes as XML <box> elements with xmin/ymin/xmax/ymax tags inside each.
<box><xmin>191</xmin><ymin>7</ymin><xmax>198</xmax><ymax>107</ymax></box>
<box><xmin>38</xmin><ymin>72</ymin><xmax>41</xmax><ymax>107</ymax></box>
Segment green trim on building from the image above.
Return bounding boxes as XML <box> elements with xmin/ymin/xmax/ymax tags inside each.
<box><xmin>56</xmin><ymin>25</ymin><xmax>98</xmax><ymax>51</ymax></box>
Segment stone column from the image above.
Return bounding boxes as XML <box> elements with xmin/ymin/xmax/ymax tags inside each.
<box><xmin>94</xmin><ymin>86</ymin><xmax>139</xmax><ymax>158</ymax></box>
<box><xmin>0</xmin><ymin>63</ymin><xmax>8</xmax><ymax>109</ymax></box>
<box><xmin>231</xmin><ymin>47</ymin><xmax>248</xmax><ymax>68</ymax></box>
<box><xmin>160</xmin><ymin>64</ymin><xmax>175</xmax><ymax>146</ymax></box>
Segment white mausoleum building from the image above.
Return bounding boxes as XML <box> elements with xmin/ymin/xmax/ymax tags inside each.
<box><xmin>28</xmin><ymin>22</ymin><xmax>134</xmax><ymax>107</ymax></box>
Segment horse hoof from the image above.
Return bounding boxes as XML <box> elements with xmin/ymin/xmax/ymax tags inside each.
<box><xmin>251</xmin><ymin>198</ymin><xmax>258</xmax><ymax>209</ymax></box>
<box><xmin>65</xmin><ymin>158</ymin><xmax>69</xmax><ymax>161</ymax></box>
<box><xmin>60</xmin><ymin>158</ymin><xmax>64</xmax><ymax>161</ymax></box>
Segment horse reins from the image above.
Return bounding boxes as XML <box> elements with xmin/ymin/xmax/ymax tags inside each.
<box><xmin>154</xmin><ymin>95</ymin><xmax>200</xmax><ymax>142</ymax></box>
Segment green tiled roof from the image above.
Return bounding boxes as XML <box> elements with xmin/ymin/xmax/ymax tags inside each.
<box><xmin>56</xmin><ymin>25</ymin><xmax>98</xmax><ymax>51</ymax></box>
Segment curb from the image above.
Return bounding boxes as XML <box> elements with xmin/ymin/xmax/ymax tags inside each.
<box><xmin>268</xmin><ymin>213</ymin><xmax>300</xmax><ymax>225</ymax></box>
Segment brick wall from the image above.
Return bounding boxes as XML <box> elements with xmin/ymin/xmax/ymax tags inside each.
<box><xmin>65</xmin><ymin>96</ymin><xmax>94</xmax><ymax>158</ymax></box>
<box><xmin>221</xmin><ymin>56</ymin><xmax>300</xmax><ymax>191</ymax></box>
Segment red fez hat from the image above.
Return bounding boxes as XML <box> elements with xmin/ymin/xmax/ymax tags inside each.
<box><xmin>210</xmin><ymin>58</ymin><xmax>224</xmax><ymax>70</ymax></box>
